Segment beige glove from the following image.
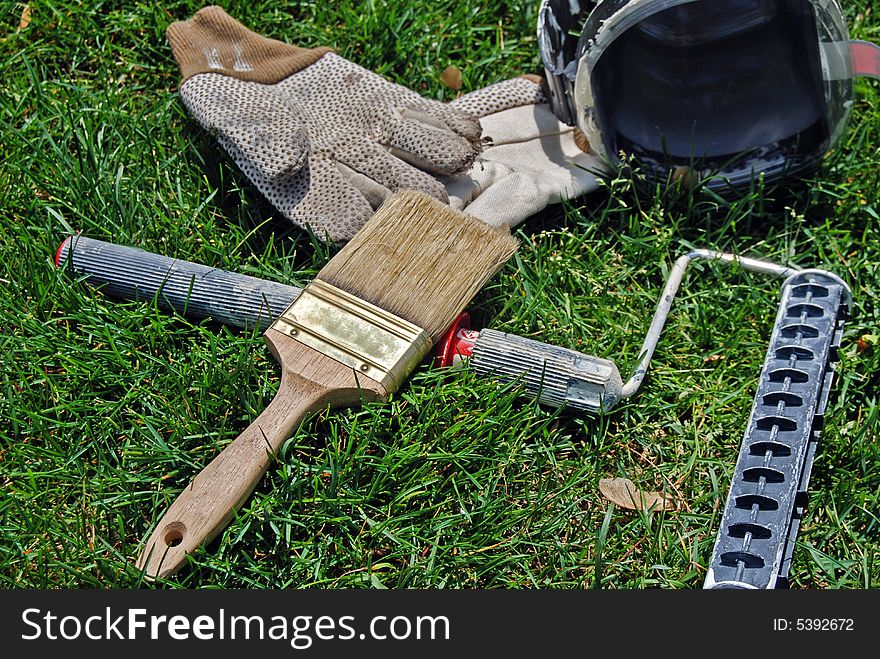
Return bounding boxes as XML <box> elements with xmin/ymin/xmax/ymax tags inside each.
<box><xmin>443</xmin><ymin>76</ymin><xmax>608</xmax><ymax>228</ymax></box>
<box><xmin>166</xmin><ymin>6</ymin><xmax>483</xmax><ymax>242</ymax></box>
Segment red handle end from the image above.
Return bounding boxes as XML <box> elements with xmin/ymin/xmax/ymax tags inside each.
<box><xmin>55</xmin><ymin>236</ymin><xmax>72</xmax><ymax>268</ymax></box>
<box><xmin>434</xmin><ymin>312</ymin><xmax>480</xmax><ymax>368</ymax></box>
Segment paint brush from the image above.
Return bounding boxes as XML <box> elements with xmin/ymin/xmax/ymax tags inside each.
<box><xmin>135</xmin><ymin>190</ymin><xmax>518</xmax><ymax>579</ymax></box>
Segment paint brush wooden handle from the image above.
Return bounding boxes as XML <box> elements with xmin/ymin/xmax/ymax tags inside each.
<box><xmin>136</xmin><ymin>331</ymin><xmax>386</xmax><ymax>579</ymax></box>
<box><xmin>134</xmin><ymin>191</ymin><xmax>517</xmax><ymax>580</ymax></box>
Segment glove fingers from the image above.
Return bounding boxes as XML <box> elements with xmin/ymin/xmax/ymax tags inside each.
<box><xmin>449</xmin><ymin>76</ymin><xmax>547</xmax><ymax>118</ymax></box>
<box><xmin>403</xmin><ymin>103</ymin><xmax>483</xmax><ymax>145</ymax></box>
<box><xmin>338</xmin><ymin>140</ymin><xmax>449</xmax><ymax>203</ymax></box>
<box><xmin>336</xmin><ymin>162</ymin><xmax>392</xmax><ymax>210</ymax></box>
<box><xmin>279</xmin><ymin>157</ymin><xmax>376</xmax><ymax>242</ymax></box>
<box><xmin>227</xmin><ymin>149</ymin><xmax>373</xmax><ymax>242</ymax></box>
<box><xmin>180</xmin><ymin>73</ymin><xmax>309</xmax><ymax>181</ymax></box>
<box><xmin>384</xmin><ymin>117</ymin><xmax>479</xmax><ymax>176</ymax></box>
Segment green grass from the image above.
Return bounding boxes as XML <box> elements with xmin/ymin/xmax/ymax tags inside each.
<box><xmin>1</xmin><ymin>0</ymin><xmax>878</xmax><ymax>589</ymax></box>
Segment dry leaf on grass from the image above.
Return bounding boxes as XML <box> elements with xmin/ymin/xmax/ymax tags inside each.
<box><xmin>440</xmin><ymin>65</ymin><xmax>462</xmax><ymax>90</ymax></box>
<box><xmin>20</xmin><ymin>4</ymin><xmax>32</xmax><ymax>30</ymax></box>
<box><xmin>857</xmin><ymin>333</ymin><xmax>877</xmax><ymax>353</ymax></box>
<box><xmin>599</xmin><ymin>477</ymin><xmax>677</xmax><ymax>512</ymax></box>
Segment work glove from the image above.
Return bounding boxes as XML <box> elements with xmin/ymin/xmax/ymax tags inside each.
<box><xmin>443</xmin><ymin>76</ymin><xmax>608</xmax><ymax>228</ymax></box>
<box><xmin>166</xmin><ymin>6</ymin><xmax>483</xmax><ymax>242</ymax></box>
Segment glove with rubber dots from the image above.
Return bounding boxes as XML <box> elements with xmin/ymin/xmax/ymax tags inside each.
<box><xmin>442</xmin><ymin>75</ymin><xmax>609</xmax><ymax>229</ymax></box>
<box><xmin>166</xmin><ymin>5</ymin><xmax>483</xmax><ymax>242</ymax></box>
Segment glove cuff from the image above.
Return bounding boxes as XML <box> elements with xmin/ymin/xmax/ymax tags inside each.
<box><xmin>167</xmin><ymin>5</ymin><xmax>332</xmax><ymax>84</ymax></box>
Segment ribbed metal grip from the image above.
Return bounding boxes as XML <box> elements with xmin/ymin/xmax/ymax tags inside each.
<box><xmin>57</xmin><ymin>235</ymin><xmax>301</xmax><ymax>332</ymax></box>
<box><xmin>704</xmin><ymin>270</ymin><xmax>850</xmax><ymax>589</ymax></box>
<box><xmin>58</xmin><ymin>236</ymin><xmax>626</xmax><ymax>414</ymax></box>
<box><xmin>471</xmin><ymin>328</ymin><xmax>624</xmax><ymax>412</ymax></box>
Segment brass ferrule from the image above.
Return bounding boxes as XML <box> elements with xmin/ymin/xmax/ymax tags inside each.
<box><xmin>269</xmin><ymin>279</ymin><xmax>432</xmax><ymax>392</ymax></box>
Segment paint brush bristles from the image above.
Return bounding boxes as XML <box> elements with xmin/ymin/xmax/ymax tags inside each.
<box><xmin>318</xmin><ymin>190</ymin><xmax>518</xmax><ymax>341</ymax></box>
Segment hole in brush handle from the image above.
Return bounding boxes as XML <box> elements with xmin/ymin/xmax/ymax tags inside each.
<box><xmin>163</xmin><ymin>522</ymin><xmax>186</xmax><ymax>548</ymax></box>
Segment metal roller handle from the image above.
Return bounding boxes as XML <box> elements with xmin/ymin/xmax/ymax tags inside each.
<box><xmin>471</xmin><ymin>329</ymin><xmax>624</xmax><ymax>413</ymax></box>
<box><xmin>57</xmin><ymin>235</ymin><xmax>298</xmax><ymax>332</ymax></box>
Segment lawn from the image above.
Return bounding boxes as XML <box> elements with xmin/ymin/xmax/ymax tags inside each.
<box><xmin>1</xmin><ymin>0</ymin><xmax>878</xmax><ymax>589</ymax></box>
